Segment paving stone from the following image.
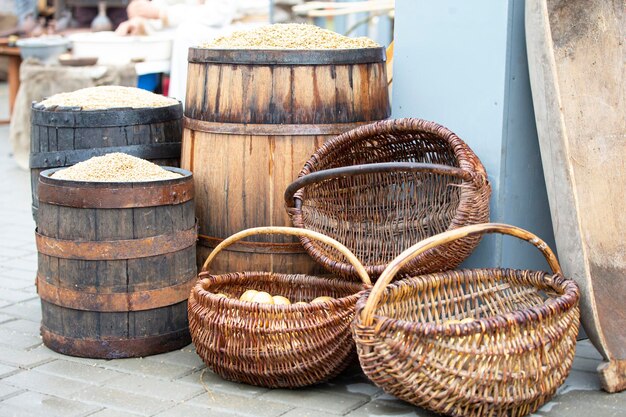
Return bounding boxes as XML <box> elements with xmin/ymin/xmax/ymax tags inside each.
<box><xmin>0</xmin><ymin>267</ymin><xmax>38</xmax><ymax>283</ymax></box>
<box><xmin>0</xmin><ymin>312</ymin><xmax>14</xmax><ymax>323</ymax></box>
<box><xmin>187</xmin><ymin>391</ymin><xmax>293</xmax><ymax>417</ymax></box>
<box><xmin>0</xmin><ymin>276</ymin><xmax>32</xmax><ymax>290</ymax></box>
<box><xmin>144</xmin><ymin>344</ymin><xmax>205</xmax><ymax>370</ymax></box>
<box><xmin>0</xmin><ymin>403</ymin><xmax>36</xmax><ymax>417</ymax></box>
<box><xmin>346</xmin><ymin>400</ymin><xmax>433</xmax><ymax>417</ymax></box>
<box><xmin>280</xmin><ymin>409</ymin><xmax>343</xmax><ymax>417</ymax></box>
<box><xmin>317</xmin><ymin>372</ymin><xmax>382</xmax><ymax>398</ymax></box>
<box><xmin>102</xmin><ymin>357</ymin><xmax>195</xmax><ymax>380</ymax></box>
<box><xmin>105</xmin><ymin>373</ymin><xmax>204</xmax><ymax>402</ymax></box>
<box><xmin>29</xmin><ymin>345</ymin><xmax>112</xmax><ymax>367</ymax></box>
<box><xmin>3</xmin><ymin>370</ymin><xmax>93</xmax><ymax>397</ymax></box>
<box><xmin>0</xmin><ymin>345</ymin><xmax>54</xmax><ymax>368</ymax></box>
<box><xmin>0</xmin><ymin>258</ymin><xmax>37</xmax><ymax>273</ymax></box>
<box><xmin>0</xmin><ymin>288</ymin><xmax>37</xmax><ymax>304</ymax></box>
<box><xmin>575</xmin><ymin>340</ymin><xmax>604</xmax><ymax>361</ymax></box>
<box><xmin>563</xmin><ymin>369</ymin><xmax>602</xmax><ymax>391</ymax></box>
<box><xmin>536</xmin><ymin>389</ymin><xmax>626</xmax><ymax>416</ymax></box>
<box><xmin>258</xmin><ymin>388</ymin><xmax>369</xmax><ymax>415</ymax></box>
<box><xmin>0</xmin><ymin>247</ymin><xmax>33</xmax><ymax>260</ymax></box>
<box><xmin>0</xmin><ymin>381</ymin><xmax>23</xmax><ymax>400</ymax></box>
<box><xmin>0</xmin><ymin>318</ymin><xmax>41</xmax><ymax>335</ymax></box>
<box><xmin>0</xmin><ymin>363</ymin><xmax>18</xmax><ymax>378</ymax></box>
<box><xmin>2</xmin><ymin>391</ymin><xmax>99</xmax><ymax>417</ymax></box>
<box><xmin>0</xmin><ymin>328</ymin><xmax>42</xmax><ymax>349</ymax></box>
<box><xmin>73</xmin><ymin>386</ymin><xmax>173</xmax><ymax>416</ymax></box>
<box><xmin>571</xmin><ymin>356</ymin><xmax>602</xmax><ymax>373</ymax></box>
<box><xmin>154</xmin><ymin>403</ymin><xmax>240</xmax><ymax>417</ymax></box>
<box><xmin>177</xmin><ymin>368</ymin><xmax>269</xmax><ymax>398</ymax></box>
<box><xmin>0</xmin><ymin>298</ymin><xmax>42</xmax><ymax>322</ymax></box>
<box><xmin>34</xmin><ymin>360</ymin><xmax>125</xmax><ymax>384</ymax></box>
<box><xmin>87</xmin><ymin>409</ymin><xmax>142</xmax><ymax>417</ymax></box>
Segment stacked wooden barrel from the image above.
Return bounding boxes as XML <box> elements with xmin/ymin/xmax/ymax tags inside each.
<box><xmin>29</xmin><ymin>102</ymin><xmax>183</xmax><ymax>220</ymax></box>
<box><xmin>36</xmin><ymin>167</ymin><xmax>196</xmax><ymax>359</ymax></box>
<box><xmin>182</xmin><ymin>48</ymin><xmax>390</xmax><ymax>273</ymax></box>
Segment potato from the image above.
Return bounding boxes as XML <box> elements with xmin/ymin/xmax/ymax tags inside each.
<box><xmin>251</xmin><ymin>291</ymin><xmax>274</xmax><ymax>304</ymax></box>
<box><xmin>294</xmin><ymin>301</ymin><xmax>308</xmax><ymax>306</ymax></box>
<box><xmin>214</xmin><ymin>293</ymin><xmax>228</xmax><ymax>298</ymax></box>
<box><xmin>311</xmin><ymin>296</ymin><xmax>334</xmax><ymax>304</ymax></box>
<box><xmin>272</xmin><ymin>295</ymin><xmax>291</xmax><ymax>305</ymax></box>
<box><xmin>239</xmin><ymin>289</ymin><xmax>258</xmax><ymax>302</ymax></box>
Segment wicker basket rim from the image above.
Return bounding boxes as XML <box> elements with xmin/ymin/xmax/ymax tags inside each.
<box><xmin>193</xmin><ymin>271</ymin><xmax>368</xmax><ymax>313</ymax></box>
<box><xmin>354</xmin><ymin>268</ymin><xmax>580</xmax><ymax>337</ymax></box>
<box><xmin>297</xmin><ymin>117</ymin><xmax>488</xmax><ymax>179</ymax></box>
<box><xmin>289</xmin><ymin>117</ymin><xmax>490</xmax><ymax>276</ymax></box>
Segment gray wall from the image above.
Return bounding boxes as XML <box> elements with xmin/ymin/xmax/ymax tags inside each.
<box><xmin>392</xmin><ymin>0</ymin><xmax>556</xmax><ymax>270</ymax></box>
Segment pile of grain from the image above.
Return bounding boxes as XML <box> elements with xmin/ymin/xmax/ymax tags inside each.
<box><xmin>52</xmin><ymin>153</ymin><xmax>182</xmax><ymax>182</ymax></box>
<box><xmin>39</xmin><ymin>86</ymin><xmax>178</xmax><ymax>110</ymax></box>
<box><xmin>200</xmin><ymin>24</ymin><xmax>379</xmax><ymax>50</ymax></box>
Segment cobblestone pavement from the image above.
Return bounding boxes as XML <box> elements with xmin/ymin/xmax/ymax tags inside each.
<box><xmin>0</xmin><ymin>84</ymin><xmax>624</xmax><ymax>416</ymax></box>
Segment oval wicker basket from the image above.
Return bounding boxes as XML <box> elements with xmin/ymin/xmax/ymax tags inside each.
<box><xmin>352</xmin><ymin>223</ymin><xmax>580</xmax><ymax>417</ymax></box>
<box><xmin>285</xmin><ymin>118</ymin><xmax>490</xmax><ymax>280</ymax></box>
<box><xmin>188</xmin><ymin>227</ymin><xmax>372</xmax><ymax>388</ymax></box>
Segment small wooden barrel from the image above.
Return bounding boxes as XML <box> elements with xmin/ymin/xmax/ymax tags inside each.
<box><xmin>182</xmin><ymin>48</ymin><xmax>390</xmax><ymax>273</ymax></box>
<box><xmin>30</xmin><ymin>102</ymin><xmax>184</xmax><ymax>221</ymax></box>
<box><xmin>36</xmin><ymin>167</ymin><xmax>196</xmax><ymax>359</ymax></box>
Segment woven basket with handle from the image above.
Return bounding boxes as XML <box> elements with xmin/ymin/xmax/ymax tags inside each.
<box><xmin>352</xmin><ymin>223</ymin><xmax>580</xmax><ymax>417</ymax></box>
<box><xmin>285</xmin><ymin>118</ymin><xmax>490</xmax><ymax>280</ymax></box>
<box><xmin>188</xmin><ymin>227</ymin><xmax>371</xmax><ymax>388</ymax></box>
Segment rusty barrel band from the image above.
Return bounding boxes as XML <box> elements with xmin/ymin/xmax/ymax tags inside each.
<box><xmin>187</xmin><ymin>47</ymin><xmax>386</xmax><ymax>65</ymax></box>
<box><xmin>30</xmin><ymin>142</ymin><xmax>182</xmax><ymax>170</ymax></box>
<box><xmin>183</xmin><ymin>117</ymin><xmax>369</xmax><ymax>136</ymax></box>
<box><xmin>37</xmin><ymin>274</ymin><xmax>197</xmax><ymax>312</ymax></box>
<box><xmin>41</xmin><ymin>326</ymin><xmax>191</xmax><ymax>359</ymax></box>
<box><xmin>38</xmin><ymin>175</ymin><xmax>193</xmax><ymax>209</ymax></box>
<box><xmin>36</xmin><ymin>226</ymin><xmax>197</xmax><ymax>260</ymax></box>
<box><xmin>198</xmin><ymin>234</ymin><xmax>306</xmax><ymax>254</ymax></box>
<box><xmin>31</xmin><ymin>102</ymin><xmax>183</xmax><ymax>128</ymax></box>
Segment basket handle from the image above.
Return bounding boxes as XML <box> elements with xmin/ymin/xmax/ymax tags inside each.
<box><xmin>360</xmin><ymin>223</ymin><xmax>562</xmax><ymax>326</ymax></box>
<box><xmin>284</xmin><ymin>162</ymin><xmax>475</xmax><ymax>208</ymax></box>
<box><xmin>201</xmin><ymin>226</ymin><xmax>372</xmax><ymax>285</ymax></box>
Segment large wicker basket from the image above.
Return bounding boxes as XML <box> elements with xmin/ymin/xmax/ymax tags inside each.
<box><xmin>285</xmin><ymin>118</ymin><xmax>490</xmax><ymax>280</ymax></box>
<box><xmin>352</xmin><ymin>223</ymin><xmax>580</xmax><ymax>417</ymax></box>
<box><xmin>188</xmin><ymin>227</ymin><xmax>371</xmax><ymax>388</ymax></box>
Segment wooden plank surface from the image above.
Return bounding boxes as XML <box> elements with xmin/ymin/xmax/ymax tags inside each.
<box><xmin>526</xmin><ymin>0</ymin><xmax>625</xmax><ymax>392</ymax></box>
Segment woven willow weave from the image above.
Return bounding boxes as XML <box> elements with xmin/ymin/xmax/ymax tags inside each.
<box><xmin>286</xmin><ymin>118</ymin><xmax>490</xmax><ymax>280</ymax></box>
<box><xmin>352</xmin><ymin>224</ymin><xmax>581</xmax><ymax>417</ymax></box>
<box><xmin>188</xmin><ymin>227</ymin><xmax>371</xmax><ymax>388</ymax></box>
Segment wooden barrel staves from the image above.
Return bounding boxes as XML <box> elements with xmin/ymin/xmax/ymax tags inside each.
<box><xmin>182</xmin><ymin>48</ymin><xmax>390</xmax><ymax>273</ymax></box>
<box><xmin>30</xmin><ymin>102</ymin><xmax>183</xmax><ymax>221</ymax></box>
<box><xmin>36</xmin><ymin>167</ymin><xmax>196</xmax><ymax>359</ymax></box>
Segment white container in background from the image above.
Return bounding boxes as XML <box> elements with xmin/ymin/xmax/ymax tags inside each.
<box><xmin>69</xmin><ymin>32</ymin><xmax>173</xmax><ymax>65</ymax></box>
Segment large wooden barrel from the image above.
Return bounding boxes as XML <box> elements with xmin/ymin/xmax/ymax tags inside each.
<box><xmin>30</xmin><ymin>102</ymin><xmax>183</xmax><ymax>221</ymax></box>
<box><xmin>182</xmin><ymin>48</ymin><xmax>390</xmax><ymax>273</ymax></box>
<box><xmin>36</xmin><ymin>167</ymin><xmax>196</xmax><ymax>359</ymax></box>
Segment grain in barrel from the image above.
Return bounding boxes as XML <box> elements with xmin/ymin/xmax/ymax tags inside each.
<box><xmin>184</xmin><ymin>24</ymin><xmax>390</xmax><ymax>274</ymax></box>
<box><xmin>30</xmin><ymin>86</ymin><xmax>183</xmax><ymax>221</ymax></box>
<box><xmin>36</xmin><ymin>154</ymin><xmax>196</xmax><ymax>359</ymax></box>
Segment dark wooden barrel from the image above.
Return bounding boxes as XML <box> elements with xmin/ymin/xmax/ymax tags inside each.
<box><xmin>182</xmin><ymin>47</ymin><xmax>390</xmax><ymax>274</ymax></box>
<box><xmin>36</xmin><ymin>167</ymin><xmax>196</xmax><ymax>359</ymax></box>
<box><xmin>30</xmin><ymin>102</ymin><xmax>183</xmax><ymax>221</ymax></box>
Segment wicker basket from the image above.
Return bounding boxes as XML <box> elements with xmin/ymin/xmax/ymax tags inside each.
<box><xmin>352</xmin><ymin>223</ymin><xmax>580</xmax><ymax>417</ymax></box>
<box><xmin>188</xmin><ymin>227</ymin><xmax>372</xmax><ymax>388</ymax></box>
<box><xmin>285</xmin><ymin>118</ymin><xmax>490</xmax><ymax>280</ymax></box>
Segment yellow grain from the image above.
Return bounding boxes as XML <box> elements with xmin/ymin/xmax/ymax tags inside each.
<box><xmin>200</xmin><ymin>24</ymin><xmax>379</xmax><ymax>50</ymax></box>
<box><xmin>40</xmin><ymin>86</ymin><xmax>178</xmax><ymax>110</ymax></box>
<box><xmin>52</xmin><ymin>153</ymin><xmax>182</xmax><ymax>182</ymax></box>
